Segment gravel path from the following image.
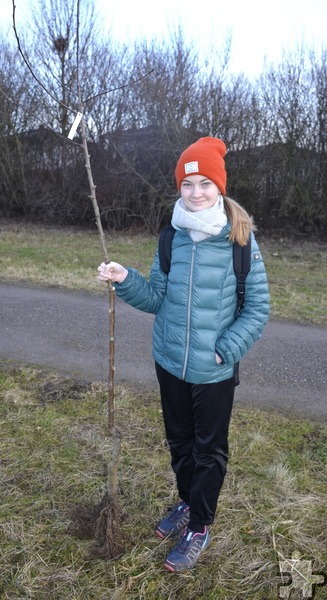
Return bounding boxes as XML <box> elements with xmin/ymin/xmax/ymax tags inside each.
<box><xmin>1</xmin><ymin>283</ymin><xmax>326</xmax><ymax>419</ymax></box>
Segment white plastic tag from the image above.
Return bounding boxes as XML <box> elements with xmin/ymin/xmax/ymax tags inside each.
<box><xmin>67</xmin><ymin>112</ymin><xmax>83</xmax><ymax>139</ymax></box>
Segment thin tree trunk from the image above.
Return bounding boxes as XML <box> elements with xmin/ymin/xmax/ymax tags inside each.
<box><xmin>79</xmin><ymin>112</ymin><xmax>124</xmax><ymax>558</ymax></box>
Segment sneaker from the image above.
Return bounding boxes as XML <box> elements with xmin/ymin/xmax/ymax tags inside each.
<box><xmin>163</xmin><ymin>526</ymin><xmax>211</xmax><ymax>572</ymax></box>
<box><xmin>155</xmin><ymin>501</ymin><xmax>190</xmax><ymax>539</ymax></box>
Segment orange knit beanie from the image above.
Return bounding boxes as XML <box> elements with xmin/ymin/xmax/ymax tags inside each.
<box><xmin>175</xmin><ymin>137</ymin><xmax>227</xmax><ymax>195</ymax></box>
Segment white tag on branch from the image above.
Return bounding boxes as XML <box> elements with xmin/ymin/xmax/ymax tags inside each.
<box><xmin>67</xmin><ymin>112</ymin><xmax>83</xmax><ymax>139</ymax></box>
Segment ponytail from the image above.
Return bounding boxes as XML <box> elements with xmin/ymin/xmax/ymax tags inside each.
<box><xmin>224</xmin><ymin>196</ymin><xmax>256</xmax><ymax>246</ymax></box>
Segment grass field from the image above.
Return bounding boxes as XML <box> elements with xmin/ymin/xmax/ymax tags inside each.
<box><xmin>0</xmin><ymin>363</ymin><xmax>326</xmax><ymax>599</ymax></box>
<box><xmin>0</xmin><ymin>221</ymin><xmax>326</xmax><ymax>599</ymax></box>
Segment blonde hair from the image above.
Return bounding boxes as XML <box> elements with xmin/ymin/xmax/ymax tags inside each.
<box><xmin>223</xmin><ymin>196</ymin><xmax>256</xmax><ymax>246</ymax></box>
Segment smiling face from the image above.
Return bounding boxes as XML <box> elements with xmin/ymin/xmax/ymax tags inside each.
<box><xmin>180</xmin><ymin>175</ymin><xmax>220</xmax><ymax>212</ymax></box>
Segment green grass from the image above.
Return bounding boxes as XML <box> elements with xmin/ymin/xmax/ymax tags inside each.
<box><xmin>0</xmin><ymin>363</ymin><xmax>326</xmax><ymax>599</ymax></box>
<box><xmin>0</xmin><ymin>221</ymin><xmax>327</xmax><ymax>323</ymax></box>
<box><xmin>261</xmin><ymin>238</ymin><xmax>327</xmax><ymax>324</ymax></box>
<box><xmin>0</xmin><ymin>222</ymin><xmax>157</xmax><ymax>291</ymax></box>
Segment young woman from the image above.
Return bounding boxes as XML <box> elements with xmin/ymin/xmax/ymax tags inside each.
<box><xmin>98</xmin><ymin>137</ymin><xmax>270</xmax><ymax>572</ymax></box>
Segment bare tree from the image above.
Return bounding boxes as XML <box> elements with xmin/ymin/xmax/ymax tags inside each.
<box><xmin>0</xmin><ymin>37</ymin><xmax>37</xmax><ymax>216</ymax></box>
<box><xmin>2</xmin><ymin>10</ymin><xmax>326</xmax><ymax>237</ymax></box>
<box><xmin>11</xmin><ymin>0</ymin><xmax>126</xmax><ymax>558</ymax></box>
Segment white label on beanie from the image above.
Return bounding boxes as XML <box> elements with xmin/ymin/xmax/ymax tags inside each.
<box><xmin>185</xmin><ymin>161</ymin><xmax>199</xmax><ymax>174</ymax></box>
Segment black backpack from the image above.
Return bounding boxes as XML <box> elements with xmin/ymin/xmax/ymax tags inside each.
<box><xmin>158</xmin><ymin>224</ymin><xmax>251</xmax><ymax>386</ymax></box>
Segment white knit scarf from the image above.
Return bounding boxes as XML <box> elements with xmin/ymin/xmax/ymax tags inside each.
<box><xmin>171</xmin><ymin>196</ymin><xmax>227</xmax><ymax>242</ymax></box>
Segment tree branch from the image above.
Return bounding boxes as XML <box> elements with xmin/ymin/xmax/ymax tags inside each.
<box><xmin>12</xmin><ymin>0</ymin><xmax>75</xmax><ymax>114</ymax></box>
<box><xmin>0</xmin><ymin>85</ymin><xmax>82</xmax><ymax>147</ymax></box>
<box><xmin>83</xmin><ymin>68</ymin><xmax>155</xmax><ymax>104</ymax></box>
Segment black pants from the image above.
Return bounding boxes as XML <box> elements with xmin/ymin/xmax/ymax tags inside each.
<box><xmin>155</xmin><ymin>363</ymin><xmax>235</xmax><ymax>530</ymax></box>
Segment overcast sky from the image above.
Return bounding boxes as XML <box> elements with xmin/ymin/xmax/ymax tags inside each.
<box><xmin>1</xmin><ymin>0</ymin><xmax>326</xmax><ymax>77</ymax></box>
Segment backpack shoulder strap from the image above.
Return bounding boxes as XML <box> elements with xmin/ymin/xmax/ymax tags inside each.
<box><xmin>233</xmin><ymin>236</ymin><xmax>251</xmax><ymax>313</ymax></box>
<box><xmin>233</xmin><ymin>235</ymin><xmax>252</xmax><ymax>386</ymax></box>
<box><xmin>158</xmin><ymin>224</ymin><xmax>176</xmax><ymax>274</ymax></box>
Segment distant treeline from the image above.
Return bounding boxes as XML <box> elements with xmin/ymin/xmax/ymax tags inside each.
<box><xmin>0</xmin><ymin>0</ymin><xmax>326</xmax><ymax>237</ymax></box>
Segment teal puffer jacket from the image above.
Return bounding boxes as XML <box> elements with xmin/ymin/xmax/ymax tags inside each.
<box><xmin>114</xmin><ymin>226</ymin><xmax>270</xmax><ymax>384</ymax></box>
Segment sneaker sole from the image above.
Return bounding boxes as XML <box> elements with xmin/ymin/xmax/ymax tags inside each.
<box><xmin>155</xmin><ymin>529</ymin><xmax>166</xmax><ymax>539</ymax></box>
<box><xmin>163</xmin><ymin>562</ymin><xmax>177</xmax><ymax>572</ymax></box>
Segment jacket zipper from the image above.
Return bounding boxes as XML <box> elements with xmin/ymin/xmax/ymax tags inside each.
<box><xmin>182</xmin><ymin>242</ymin><xmax>196</xmax><ymax>380</ymax></box>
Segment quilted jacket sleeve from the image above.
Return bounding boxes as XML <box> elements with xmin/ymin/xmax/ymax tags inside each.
<box><xmin>113</xmin><ymin>251</ymin><xmax>167</xmax><ymax>314</ymax></box>
<box><xmin>215</xmin><ymin>236</ymin><xmax>270</xmax><ymax>366</ymax></box>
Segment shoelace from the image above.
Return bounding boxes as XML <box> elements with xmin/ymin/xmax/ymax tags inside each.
<box><xmin>177</xmin><ymin>529</ymin><xmax>193</xmax><ymax>553</ymax></box>
<box><xmin>177</xmin><ymin>528</ymin><xmax>207</xmax><ymax>554</ymax></box>
<box><xmin>169</xmin><ymin>503</ymin><xmax>187</xmax><ymax>523</ymax></box>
